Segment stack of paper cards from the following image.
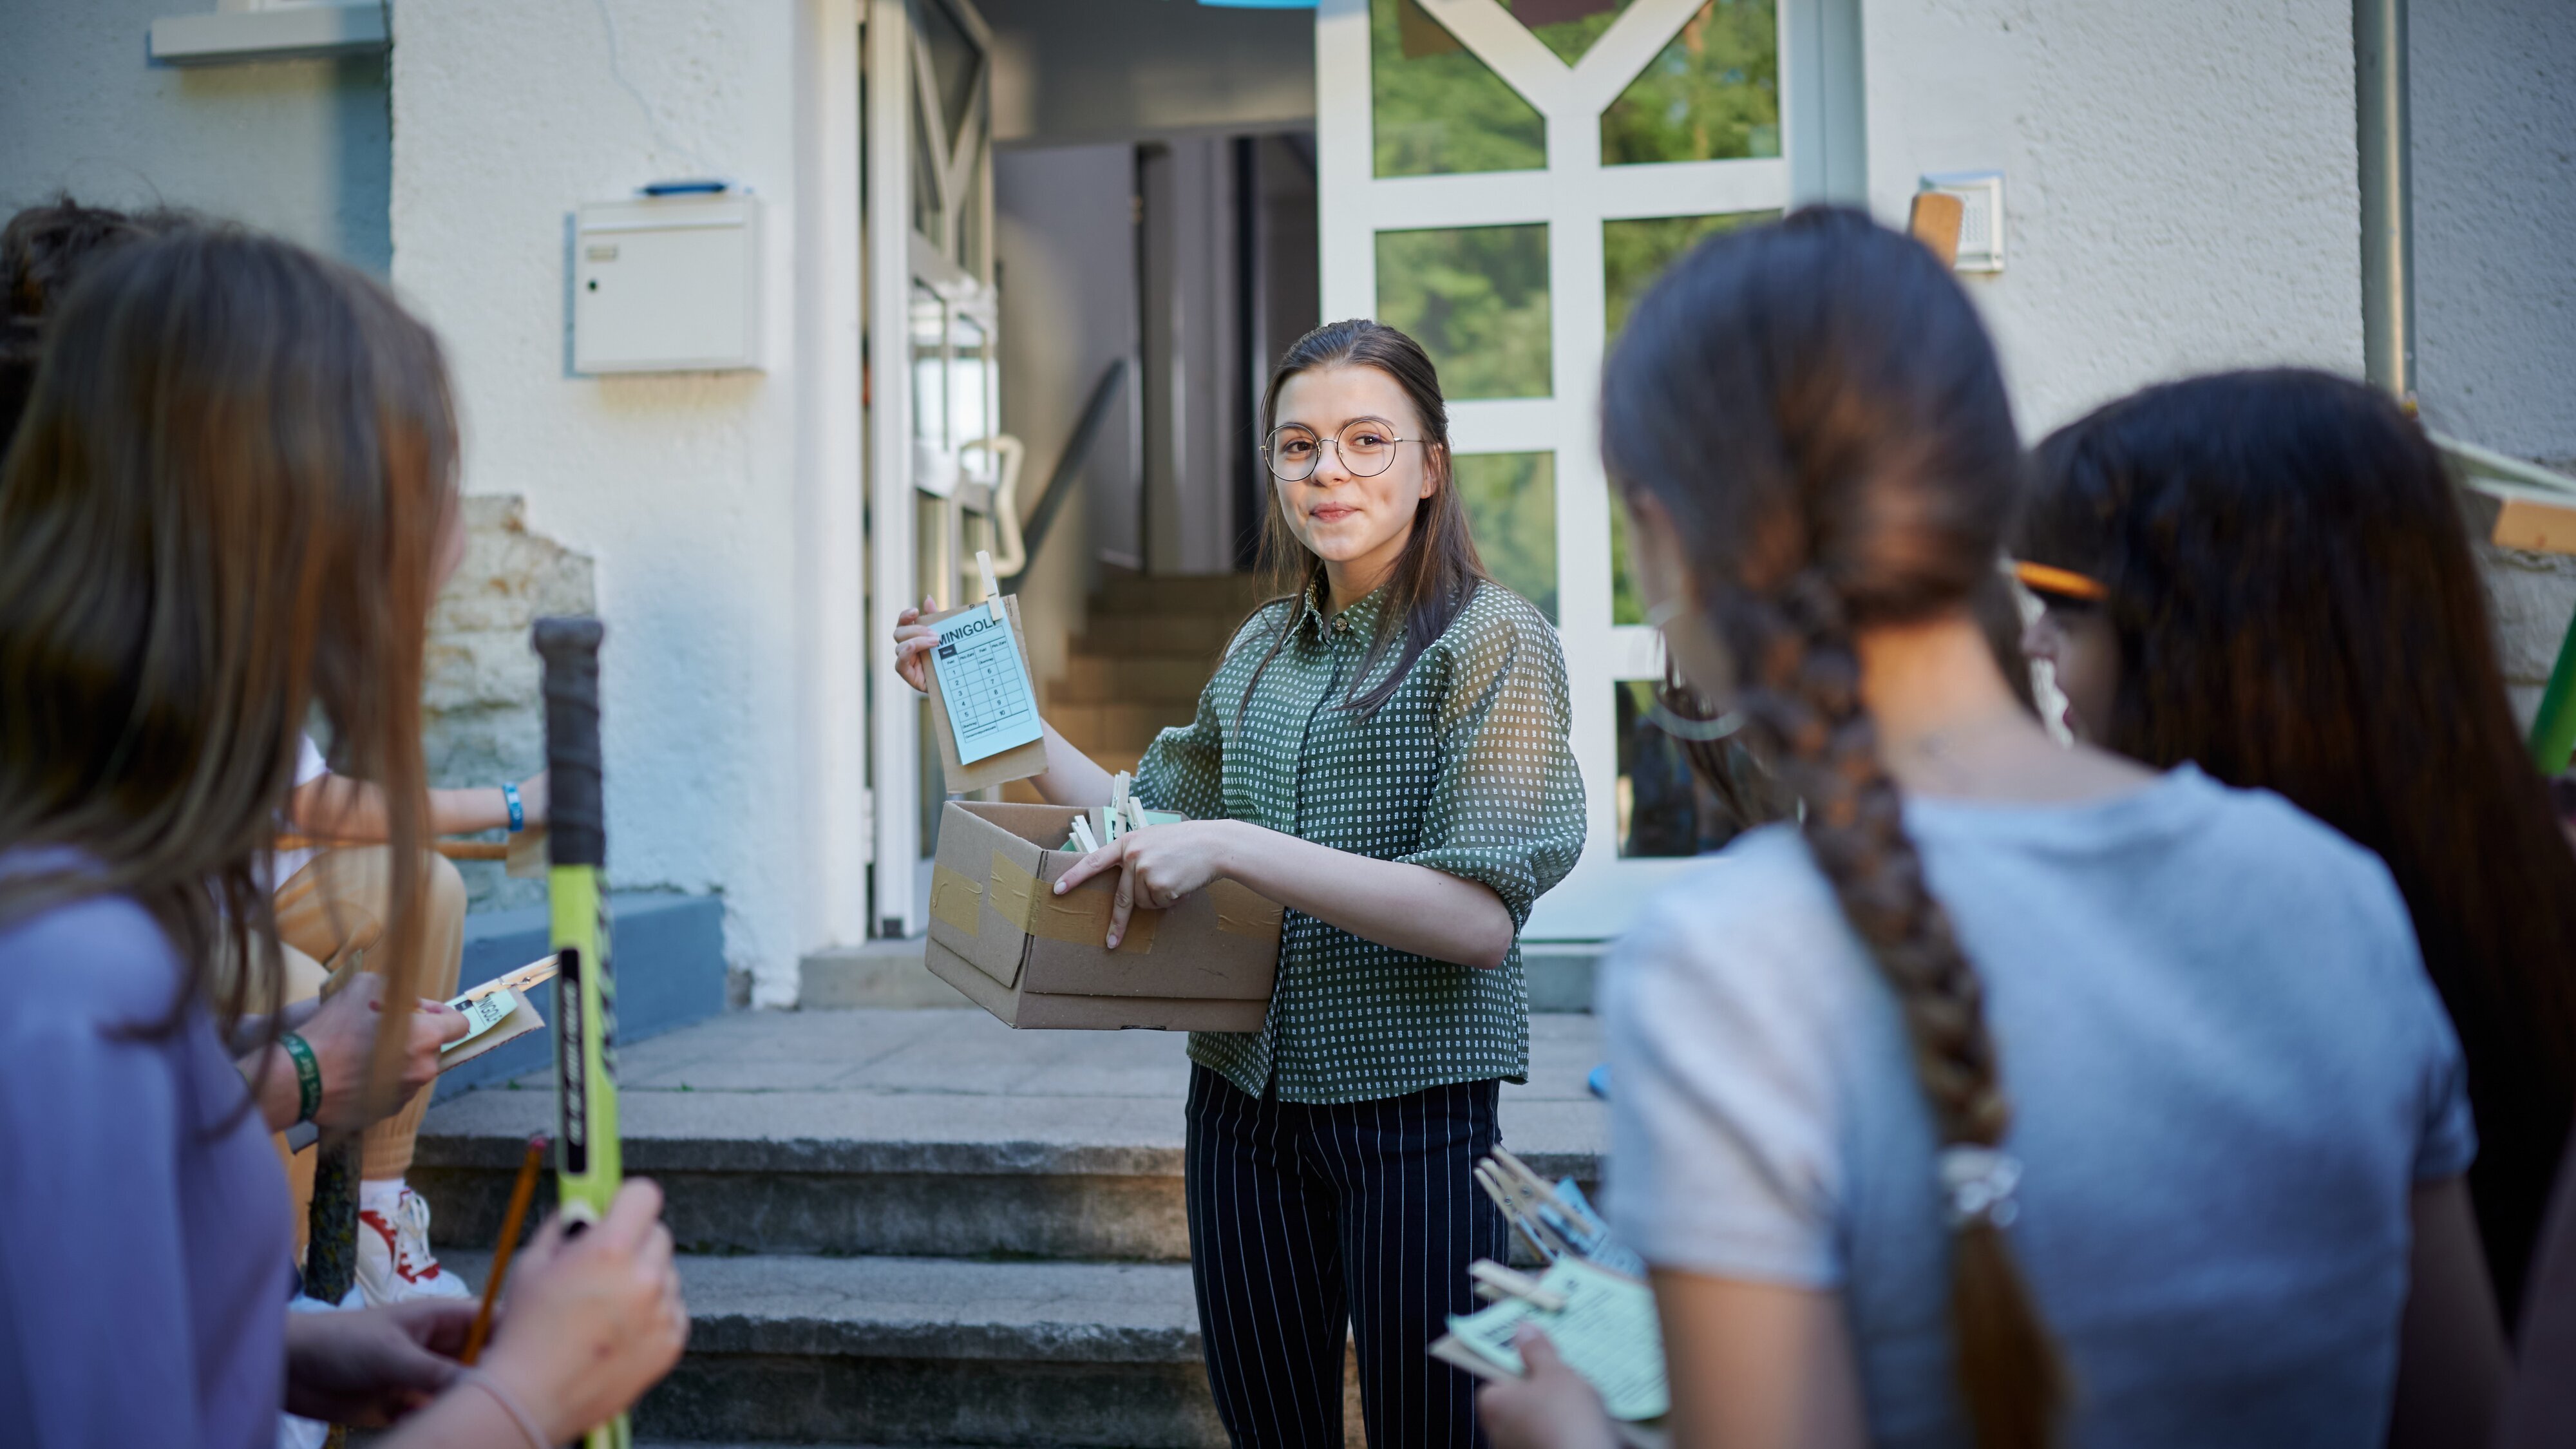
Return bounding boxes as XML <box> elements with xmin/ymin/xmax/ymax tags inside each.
<box><xmin>1434</xmin><ymin>1256</ymin><xmax>1669</xmax><ymax>1434</ymax></box>
<box><xmin>439</xmin><ymin>954</ymin><xmax>559</xmax><ymax>1069</ymax></box>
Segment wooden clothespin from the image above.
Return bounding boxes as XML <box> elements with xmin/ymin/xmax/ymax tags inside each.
<box><xmin>1470</xmin><ymin>1259</ymin><xmax>1567</xmax><ymax>1313</ymax></box>
<box><xmin>1069</xmin><ymin>815</ymin><xmax>1100</xmax><ymax>853</ymax></box>
<box><xmin>978</xmin><ymin>549</ymin><xmax>1004</xmax><ymax>621</ymax></box>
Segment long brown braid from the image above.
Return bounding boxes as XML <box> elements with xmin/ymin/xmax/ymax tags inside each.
<box><xmin>1602</xmin><ymin>207</ymin><xmax>2067</xmax><ymax>1447</ymax></box>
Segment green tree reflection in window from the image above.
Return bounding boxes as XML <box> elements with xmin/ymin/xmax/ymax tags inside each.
<box><xmin>1372</xmin><ymin>0</ymin><xmax>1546</xmax><ymax>178</ymax></box>
<box><xmin>1376</xmin><ymin>223</ymin><xmax>1552</xmax><ymax>400</ymax></box>
<box><xmin>1502</xmin><ymin>0</ymin><xmax>1638</xmax><ymax>64</ymax></box>
<box><xmin>1608</xmin><ymin>498</ymin><xmax>1646</xmax><ymax>625</ymax></box>
<box><xmin>1604</xmin><ymin>211</ymin><xmax>1775</xmax><ymax>339</ymax></box>
<box><xmin>1454</xmin><ymin>451</ymin><xmax>1557</xmax><ymax>620</ymax></box>
<box><xmin>1602</xmin><ymin>0</ymin><xmax>1779</xmax><ymax>166</ymax></box>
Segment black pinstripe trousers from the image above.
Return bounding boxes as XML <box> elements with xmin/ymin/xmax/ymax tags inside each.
<box><xmin>1184</xmin><ymin>1063</ymin><xmax>1508</xmax><ymax>1448</ymax></box>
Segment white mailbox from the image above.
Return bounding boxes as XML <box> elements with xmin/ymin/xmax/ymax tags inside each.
<box><xmin>573</xmin><ymin>194</ymin><xmax>762</xmax><ymax>374</ymax></box>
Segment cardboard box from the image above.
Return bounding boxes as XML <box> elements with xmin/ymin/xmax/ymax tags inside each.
<box><xmin>924</xmin><ymin>800</ymin><xmax>1283</xmax><ymax>1030</ymax></box>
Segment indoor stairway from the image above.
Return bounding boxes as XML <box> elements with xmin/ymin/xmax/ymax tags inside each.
<box><xmin>1036</xmin><ymin>571</ymin><xmax>1272</xmax><ymax>783</ymax></box>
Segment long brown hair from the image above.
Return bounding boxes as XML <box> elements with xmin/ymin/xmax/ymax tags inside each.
<box><xmin>2020</xmin><ymin>369</ymin><xmax>2576</xmax><ymax>1321</ymax></box>
<box><xmin>1239</xmin><ymin>319</ymin><xmax>1488</xmax><ymax>719</ymax></box>
<box><xmin>1602</xmin><ymin>207</ymin><xmax>2067</xmax><ymax>1447</ymax></box>
<box><xmin>0</xmin><ymin>227</ymin><xmax>457</xmax><ymax>1115</ymax></box>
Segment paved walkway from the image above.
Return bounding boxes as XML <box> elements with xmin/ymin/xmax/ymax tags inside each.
<box><xmin>428</xmin><ymin>1005</ymin><xmax>1608</xmax><ymax>1172</ymax></box>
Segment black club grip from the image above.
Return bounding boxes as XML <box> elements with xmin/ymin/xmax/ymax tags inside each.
<box><xmin>533</xmin><ymin>616</ymin><xmax>607</xmax><ymax>868</ymax></box>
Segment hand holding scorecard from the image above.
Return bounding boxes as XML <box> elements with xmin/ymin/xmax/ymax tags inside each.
<box><xmin>923</xmin><ymin>589</ymin><xmax>1048</xmax><ymax>792</ymax></box>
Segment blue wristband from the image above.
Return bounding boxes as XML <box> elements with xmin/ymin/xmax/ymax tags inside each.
<box><xmin>502</xmin><ymin>781</ymin><xmax>525</xmax><ymax>833</ymax></box>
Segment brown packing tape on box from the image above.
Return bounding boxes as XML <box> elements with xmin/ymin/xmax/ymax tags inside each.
<box><xmin>922</xmin><ymin>593</ymin><xmax>1050</xmax><ymax>793</ymax></box>
<box><xmin>987</xmin><ymin>851</ymin><xmax>1163</xmax><ymax>952</ymax></box>
<box><xmin>924</xmin><ymin>800</ymin><xmax>1285</xmax><ymax>1026</ymax></box>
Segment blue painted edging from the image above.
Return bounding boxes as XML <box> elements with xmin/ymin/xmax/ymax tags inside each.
<box><xmin>433</xmin><ymin>892</ymin><xmax>726</xmax><ymax>1100</ymax></box>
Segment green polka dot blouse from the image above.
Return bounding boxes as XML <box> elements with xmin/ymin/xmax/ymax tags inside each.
<box><xmin>1137</xmin><ymin>578</ymin><xmax>1586</xmax><ymax>1105</ymax></box>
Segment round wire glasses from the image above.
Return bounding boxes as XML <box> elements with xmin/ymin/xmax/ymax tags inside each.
<box><xmin>1262</xmin><ymin>421</ymin><xmax>1423</xmax><ymax>482</ymax></box>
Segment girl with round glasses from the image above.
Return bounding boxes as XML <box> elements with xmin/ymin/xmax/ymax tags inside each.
<box><xmin>895</xmin><ymin>319</ymin><xmax>1583</xmax><ymax>1446</ymax></box>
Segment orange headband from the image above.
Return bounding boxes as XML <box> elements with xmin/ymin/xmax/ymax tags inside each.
<box><xmin>2011</xmin><ymin>560</ymin><xmax>2109</xmax><ymax>602</ymax></box>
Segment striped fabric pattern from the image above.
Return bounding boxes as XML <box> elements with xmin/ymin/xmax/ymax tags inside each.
<box><xmin>1185</xmin><ymin>1064</ymin><xmax>1508</xmax><ymax>1447</ymax></box>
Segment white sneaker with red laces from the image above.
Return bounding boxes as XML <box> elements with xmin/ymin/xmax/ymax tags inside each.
<box><xmin>356</xmin><ymin>1180</ymin><xmax>473</xmax><ymax>1305</ymax></box>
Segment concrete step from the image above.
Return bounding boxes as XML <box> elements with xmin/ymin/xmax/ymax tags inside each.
<box><xmin>414</xmin><ymin>1009</ymin><xmax>1605</xmax><ymax>1262</ymax></box>
<box><xmin>1047</xmin><ymin>654</ymin><xmax>1213</xmax><ymax>706</ymax></box>
<box><xmin>448</xmin><ymin>1251</ymin><xmax>1244</xmax><ymax>1447</ymax></box>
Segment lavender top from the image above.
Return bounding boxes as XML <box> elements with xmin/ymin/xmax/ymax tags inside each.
<box><xmin>0</xmin><ymin>881</ymin><xmax>290</xmax><ymax>1449</ymax></box>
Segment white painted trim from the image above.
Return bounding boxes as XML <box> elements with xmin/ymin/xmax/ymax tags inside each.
<box><xmin>1595</xmin><ymin>158</ymin><xmax>1790</xmax><ymax>219</ymax></box>
<box><xmin>1416</xmin><ymin>0</ymin><xmax>1572</xmax><ymax>115</ymax></box>
<box><xmin>1448</xmin><ymin>399</ymin><xmax>1559</xmax><ymax>455</ymax></box>
<box><xmin>147</xmin><ymin>2</ymin><xmax>385</xmax><ymax>64</ymax></box>
<box><xmin>866</xmin><ymin>0</ymin><xmax>923</xmax><ymax>934</ymax></box>
<box><xmin>1314</xmin><ymin>0</ymin><xmax>1375</xmax><ymax>322</ymax></box>
<box><xmin>795</xmin><ymin>0</ymin><xmax>871</xmax><ymax>955</ymax></box>
<box><xmin>1563</xmin><ymin>0</ymin><xmax>1706</xmax><ymax>115</ymax></box>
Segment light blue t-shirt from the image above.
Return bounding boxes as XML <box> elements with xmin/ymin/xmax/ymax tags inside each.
<box><xmin>1602</xmin><ymin>766</ymin><xmax>2473</xmax><ymax>1449</ymax></box>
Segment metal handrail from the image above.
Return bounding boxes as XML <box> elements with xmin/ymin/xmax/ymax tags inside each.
<box><xmin>1006</xmin><ymin>357</ymin><xmax>1128</xmax><ymax>592</ymax></box>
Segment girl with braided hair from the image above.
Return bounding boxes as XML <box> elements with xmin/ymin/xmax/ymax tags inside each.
<box><xmin>1480</xmin><ymin>208</ymin><xmax>2502</xmax><ymax>1449</ymax></box>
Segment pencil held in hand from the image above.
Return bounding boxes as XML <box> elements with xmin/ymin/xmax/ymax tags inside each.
<box><xmin>462</xmin><ymin>1133</ymin><xmax>549</xmax><ymax>1367</ymax></box>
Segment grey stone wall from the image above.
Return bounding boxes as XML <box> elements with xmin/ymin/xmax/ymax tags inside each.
<box><xmin>426</xmin><ymin>495</ymin><xmax>596</xmax><ymax>911</ymax></box>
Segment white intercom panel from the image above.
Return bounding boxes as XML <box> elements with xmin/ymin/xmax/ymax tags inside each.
<box><xmin>573</xmin><ymin>194</ymin><xmax>763</xmax><ymax>374</ymax></box>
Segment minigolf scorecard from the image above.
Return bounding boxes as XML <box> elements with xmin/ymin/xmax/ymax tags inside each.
<box><xmin>923</xmin><ymin>551</ymin><xmax>1050</xmax><ymax>790</ymax></box>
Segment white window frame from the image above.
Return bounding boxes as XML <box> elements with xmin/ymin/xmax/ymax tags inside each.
<box><xmin>1315</xmin><ymin>0</ymin><xmax>1862</xmax><ymax>939</ymax></box>
<box><xmin>867</xmin><ymin>0</ymin><xmax>1000</xmax><ymax>936</ymax></box>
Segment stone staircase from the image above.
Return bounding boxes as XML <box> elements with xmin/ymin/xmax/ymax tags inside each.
<box><xmin>413</xmin><ymin>1006</ymin><xmax>1607</xmax><ymax>1447</ymax></box>
<box><xmin>1036</xmin><ymin>571</ymin><xmax>1273</xmax><ymax>782</ymax></box>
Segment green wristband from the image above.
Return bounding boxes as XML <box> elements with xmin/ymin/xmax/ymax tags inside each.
<box><xmin>279</xmin><ymin>1032</ymin><xmax>323</xmax><ymax>1124</ymax></box>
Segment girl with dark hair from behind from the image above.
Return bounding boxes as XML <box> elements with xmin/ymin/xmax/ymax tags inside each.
<box><xmin>2014</xmin><ymin>370</ymin><xmax>2576</xmax><ymax>1332</ymax></box>
<box><xmin>0</xmin><ymin>227</ymin><xmax>686</xmax><ymax>1448</ymax></box>
<box><xmin>1479</xmin><ymin>209</ymin><xmax>2503</xmax><ymax>1449</ymax></box>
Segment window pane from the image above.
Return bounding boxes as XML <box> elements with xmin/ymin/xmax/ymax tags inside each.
<box><xmin>1608</xmin><ymin>495</ymin><xmax>1646</xmax><ymax>625</ymax></box>
<box><xmin>1372</xmin><ymin>0</ymin><xmax>1546</xmax><ymax>178</ymax></box>
<box><xmin>1503</xmin><ymin>0</ymin><xmax>1637</xmax><ymax>64</ymax></box>
<box><xmin>1602</xmin><ymin>0</ymin><xmax>1781</xmax><ymax>166</ymax></box>
<box><xmin>1604</xmin><ymin>211</ymin><xmax>1776</xmax><ymax>340</ymax></box>
<box><xmin>1615</xmin><ymin>681</ymin><xmax>1782</xmax><ymax>857</ymax></box>
<box><xmin>909</xmin><ymin>285</ymin><xmax>945</xmax><ymax>450</ymax></box>
<box><xmin>1455</xmin><ymin>451</ymin><xmax>1556</xmax><ymax>621</ymax></box>
<box><xmin>949</xmin><ymin>313</ymin><xmax>989</xmax><ymax>453</ymax></box>
<box><xmin>1376</xmin><ymin>223</ymin><xmax>1551</xmax><ymax>401</ymax></box>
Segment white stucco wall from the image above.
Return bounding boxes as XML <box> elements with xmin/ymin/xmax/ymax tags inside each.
<box><xmin>0</xmin><ymin>0</ymin><xmax>390</xmax><ymax>270</ymax></box>
<box><xmin>1862</xmin><ymin>0</ymin><xmax>2364</xmax><ymax>439</ymax></box>
<box><xmin>391</xmin><ymin>0</ymin><xmax>850</xmax><ymax>1004</ymax></box>
<box><xmin>2413</xmin><ymin>0</ymin><xmax>2576</xmax><ymax>465</ymax></box>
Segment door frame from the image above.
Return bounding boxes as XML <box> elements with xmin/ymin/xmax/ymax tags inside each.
<box><xmin>867</xmin><ymin>0</ymin><xmax>1000</xmax><ymax>936</ymax></box>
